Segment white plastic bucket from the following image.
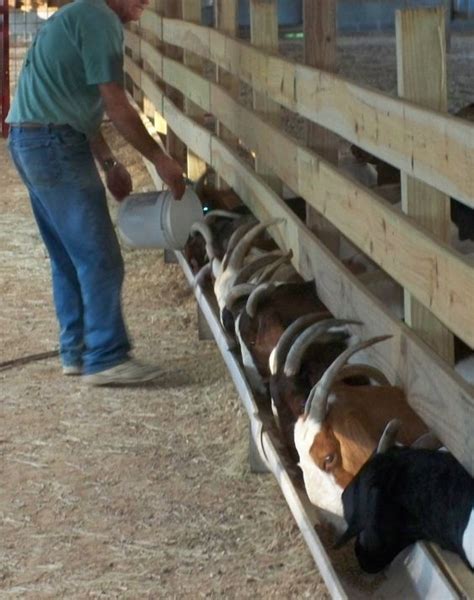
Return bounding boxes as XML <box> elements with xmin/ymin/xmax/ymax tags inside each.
<box><xmin>117</xmin><ymin>187</ymin><xmax>203</xmax><ymax>250</ymax></box>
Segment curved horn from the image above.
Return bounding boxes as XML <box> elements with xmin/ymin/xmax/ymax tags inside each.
<box><xmin>225</xmin><ymin>218</ymin><xmax>284</xmax><ymax>272</ymax></box>
<box><xmin>193</xmin><ymin>262</ymin><xmax>212</xmax><ymax>289</ymax></box>
<box><xmin>254</xmin><ymin>250</ymin><xmax>293</xmax><ymax>285</ymax></box>
<box><xmin>233</xmin><ymin>251</ymin><xmax>284</xmax><ymax>287</ymax></box>
<box><xmin>204</xmin><ymin>209</ymin><xmax>241</xmax><ymax>223</ymax></box>
<box><xmin>303</xmin><ymin>381</ymin><xmax>327</xmax><ymax>423</ymax></box>
<box><xmin>221</xmin><ymin>221</ymin><xmax>256</xmax><ymax>271</ymax></box>
<box><xmin>411</xmin><ymin>431</ymin><xmax>442</xmax><ymax>451</ymax></box>
<box><xmin>377</xmin><ymin>418</ymin><xmax>401</xmax><ymax>454</ymax></box>
<box><xmin>305</xmin><ymin>335</ymin><xmax>392</xmax><ymax>419</ymax></box>
<box><xmin>246</xmin><ymin>283</ymin><xmax>276</xmax><ymax>319</ymax></box>
<box><xmin>284</xmin><ymin>319</ymin><xmax>362</xmax><ymax>378</ymax></box>
<box><xmin>190</xmin><ymin>221</ymin><xmax>216</xmax><ymax>259</ymax></box>
<box><xmin>335</xmin><ymin>363</ymin><xmax>389</xmax><ymax>386</ymax></box>
<box><xmin>269</xmin><ymin>311</ymin><xmax>331</xmax><ymax>376</ymax></box>
<box><xmin>224</xmin><ymin>283</ymin><xmax>256</xmax><ymax>312</ymax></box>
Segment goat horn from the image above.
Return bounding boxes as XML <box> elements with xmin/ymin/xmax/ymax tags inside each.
<box><xmin>233</xmin><ymin>251</ymin><xmax>285</xmax><ymax>287</ymax></box>
<box><xmin>193</xmin><ymin>262</ymin><xmax>212</xmax><ymax>289</ymax></box>
<box><xmin>246</xmin><ymin>283</ymin><xmax>276</xmax><ymax>319</ymax></box>
<box><xmin>284</xmin><ymin>319</ymin><xmax>362</xmax><ymax>378</ymax></box>
<box><xmin>305</xmin><ymin>335</ymin><xmax>392</xmax><ymax>420</ymax></box>
<box><xmin>335</xmin><ymin>363</ymin><xmax>389</xmax><ymax>386</ymax></box>
<box><xmin>221</xmin><ymin>221</ymin><xmax>256</xmax><ymax>271</ymax></box>
<box><xmin>204</xmin><ymin>209</ymin><xmax>241</xmax><ymax>223</ymax></box>
<box><xmin>190</xmin><ymin>221</ymin><xmax>216</xmax><ymax>259</ymax></box>
<box><xmin>224</xmin><ymin>283</ymin><xmax>256</xmax><ymax>312</ymax></box>
<box><xmin>377</xmin><ymin>418</ymin><xmax>401</xmax><ymax>453</ymax></box>
<box><xmin>254</xmin><ymin>250</ymin><xmax>293</xmax><ymax>285</ymax></box>
<box><xmin>225</xmin><ymin>218</ymin><xmax>284</xmax><ymax>273</ymax></box>
<box><xmin>411</xmin><ymin>431</ymin><xmax>442</xmax><ymax>450</ymax></box>
<box><xmin>269</xmin><ymin>311</ymin><xmax>331</xmax><ymax>376</ymax></box>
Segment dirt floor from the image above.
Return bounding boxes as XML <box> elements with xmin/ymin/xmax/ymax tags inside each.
<box><xmin>2</xmin><ymin>29</ymin><xmax>474</xmax><ymax>600</ymax></box>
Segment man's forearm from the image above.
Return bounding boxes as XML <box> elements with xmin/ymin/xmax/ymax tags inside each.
<box><xmin>104</xmin><ymin>98</ymin><xmax>165</xmax><ymax>164</ymax></box>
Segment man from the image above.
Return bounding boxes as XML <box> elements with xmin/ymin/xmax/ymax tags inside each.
<box><xmin>7</xmin><ymin>0</ymin><xmax>185</xmax><ymax>385</ymax></box>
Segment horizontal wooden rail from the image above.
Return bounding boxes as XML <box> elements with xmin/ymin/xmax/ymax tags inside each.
<box><xmin>124</xmin><ymin>52</ymin><xmax>474</xmax><ymax>474</ymax></box>
<box><xmin>123</xmin><ymin>47</ymin><xmax>474</xmax><ymax>351</ymax></box>
<box><xmin>134</xmin><ymin>13</ymin><xmax>474</xmax><ymax>209</ymax></box>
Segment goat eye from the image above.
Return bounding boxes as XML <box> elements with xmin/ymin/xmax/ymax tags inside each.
<box><xmin>323</xmin><ymin>454</ymin><xmax>336</xmax><ymax>470</ymax></box>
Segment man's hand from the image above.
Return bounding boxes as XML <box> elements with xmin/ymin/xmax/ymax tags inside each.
<box><xmin>106</xmin><ymin>162</ymin><xmax>133</xmax><ymax>201</ymax></box>
<box><xmin>154</xmin><ymin>154</ymin><xmax>185</xmax><ymax>200</ymax></box>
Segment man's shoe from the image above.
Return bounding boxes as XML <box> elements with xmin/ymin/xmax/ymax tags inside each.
<box><xmin>62</xmin><ymin>364</ymin><xmax>82</xmax><ymax>376</ymax></box>
<box><xmin>83</xmin><ymin>359</ymin><xmax>161</xmax><ymax>386</ymax></box>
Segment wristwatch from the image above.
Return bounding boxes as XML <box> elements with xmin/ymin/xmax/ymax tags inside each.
<box><xmin>103</xmin><ymin>158</ymin><xmax>118</xmax><ymax>172</ymax></box>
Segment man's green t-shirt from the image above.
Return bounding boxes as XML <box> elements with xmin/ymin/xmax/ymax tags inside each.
<box><xmin>7</xmin><ymin>0</ymin><xmax>123</xmax><ymax>137</ymax></box>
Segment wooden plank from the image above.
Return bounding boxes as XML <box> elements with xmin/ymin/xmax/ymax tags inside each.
<box><xmin>163</xmin><ymin>1</ymin><xmax>186</xmax><ymax>166</ymax></box>
<box><xmin>396</xmin><ymin>7</ymin><xmax>454</xmax><ymax>365</ymax></box>
<box><xmin>124</xmin><ymin>29</ymin><xmax>141</xmax><ymax>56</ymax></box>
<box><xmin>303</xmin><ymin>0</ymin><xmax>340</xmax><ymax>256</ymax></box>
<box><xmin>163</xmin><ymin>97</ymin><xmax>212</xmax><ymax>165</ymax></box>
<box><xmin>206</xmin><ymin>84</ymin><xmax>474</xmax><ymax>350</ymax></box>
<box><xmin>162</xmin><ymin>20</ymin><xmax>474</xmax><ymax>208</ymax></box>
<box><xmin>140</xmin><ymin>70</ymin><xmax>164</xmax><ymax>115</ymax></box>
<box><xmin>140</xmin><ymin>38</ymin><xmax>163</xmax><ymax>76</ymax></box>
<box><xmin>213</xmin><ymin>0</ymin><xmax>240</xmax><ymax>188</ymax></box>
<box><xmin>162</xmin><ymin>17</ymin><xmax>210</xmax><ymax>60</ymax></box>
<box><xmin>181</xmin><ymin>0</ymin><xmax>208</xmax><ymax>181</ymax></box>
<box><xmin>140</xmin><ymin>8</ymin><xmax>163</xmax><ymax>38</ymax></box>
<box><xmin>249</xmin><ymin>0</ymin><xmax>282</xmax><ymax>193</ymax></box>
<box><xmin>209</xmin><ymin>138</ymin><xmax>474</xmax><ymax>476</ymax></box>
<box><xmin>124</xmin><ymin>55</ymin><xmax>474</xmax><ymax>350</ymax></box>
<box><xmin>163</xmin><ymin>57</ymin><xmax>211</xmax><ymax>113</ymax></box>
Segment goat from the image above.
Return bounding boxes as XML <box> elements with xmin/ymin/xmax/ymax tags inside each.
<box><xmin>213</xmin><ymin>218</ymin><xmax>282</xmax><ymax>318</ymax></box>
<box><xmin>236</xmin><ymin>282</ymin><xmax>327</xmax><ymax>380</ymax></box>
<box><xmin>185</xmin><ymin>208</ymin><xmax>253</xmax><ymax>274</ymax></box>
<box><xmin>227</xmin><ymin>282</ymin><xmax>328</xmax><ymax>396</ymax></box>
<box><xmin>294</xmin><ymin>336</ymin><xmax>428</xmax><ymax>530</ymax></box>
<box><xmin>269</xmin><ymin>316</ymin><xmax>359</xmax><ymax>462</ymax></box>
<box><xmin>336</xmin><ymin>419</ymin><xmax>474</xmax><ymax>573</ymax></box>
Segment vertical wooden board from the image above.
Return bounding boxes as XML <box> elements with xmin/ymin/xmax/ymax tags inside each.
<box><xmin>213</xmin><ymin>0</ymin><xmax>240</xmax><ymax>182</ymax></box>
<box><xmin>249</xmin><ymin>0</ymin><xmax>281</xmax><ymax>192</ymax></box>
<box><xmin>396</xmin><ymin>7</ymin><xmax>454</xmax><ymax>364</ymax></box>
<box><xmin>181</xmin><ymin>0</ymin><xmax>207</xmax><ymax>181</ymax></box>
<box><xmin>163</xmin><ymin>0</ymin><xmax>186</xmax><ymax>165</ymax></box>
<box><xmin>303</xmin><ymin>0</ymin><xmax>340</xmax><ymax>255</ymax></box>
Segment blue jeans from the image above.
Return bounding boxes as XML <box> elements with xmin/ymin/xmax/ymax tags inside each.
<box><xmin>8</xmin><ymin>125</ymin><xmax>131</xmax><ymax>374</ymax></box>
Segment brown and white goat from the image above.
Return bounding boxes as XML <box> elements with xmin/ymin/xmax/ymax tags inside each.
<box><xmin>269</xmin><ymin>316</ymin><xmax>360</xmax><ymax>461</ymax></box>
<box><xmin>226</xmin><ymin>282</ymin><xmax>327</xmax><ymax>396</ymax></box>
<box><xmin>294</xmin><ymin>336</ymin><xmax>428</xmax><ymax>530</ymax></box>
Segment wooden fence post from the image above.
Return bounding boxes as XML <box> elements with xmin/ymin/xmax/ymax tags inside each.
<box><xmin>396</xmin><ymin>7</ymin><xmax>454</xmax><ymax>364</ymax></box>
<box><xmin>214</xmin><ymin>0</ymin><xmax>239</xmax><ymax>189</ymax></box>
<box><xmin>181</xmin><ymin>0</ymin><xmax>207</xmax><ymax>183</ymax></box>
<box><xmin>249</xmin><ymin>0</ymin><xmax>282</xmax><ymax>194</ymax></box>
<box><xmin>163</xmin><ymin>0</ymin><xmax>187</xmax><ymax>168</ymax></box>
<box><xmin>303</xmin><ymin>0</ymin><xmax>340</xmax><ymax>256</ymax></box>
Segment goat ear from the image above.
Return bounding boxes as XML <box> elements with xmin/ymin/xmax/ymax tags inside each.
<box><xmin>411</xmin><ymin>431</ymin><xmax>442</xmax><ymax>450</ymax></box>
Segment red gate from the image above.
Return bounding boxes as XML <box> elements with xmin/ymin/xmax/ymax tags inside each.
<box><xmin>0</xmin><ymin>0</ymin><xmax>9</xmax><ymax>137</ymax></box>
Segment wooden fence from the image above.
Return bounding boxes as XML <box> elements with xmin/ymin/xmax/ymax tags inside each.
<box><xmin>123</xmin><ymin>2</ymin><xmax>474</xmax><ymax>479</ymax></box>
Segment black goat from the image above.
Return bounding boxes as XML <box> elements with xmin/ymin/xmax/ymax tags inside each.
<box><xmin>336</xmin><ymin>421</ymin><xmax>474</xmax><ymax>573</ymax></box>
